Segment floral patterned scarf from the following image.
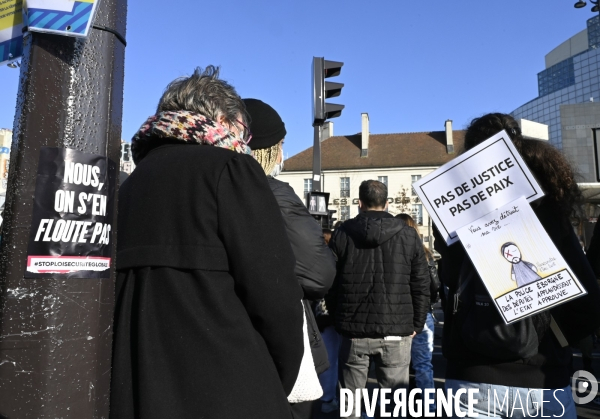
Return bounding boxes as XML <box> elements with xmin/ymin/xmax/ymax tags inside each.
<box><xmin>131</xmin><ymin>110</ymin><xmax>252</xmax><ymax>164</ymax></box>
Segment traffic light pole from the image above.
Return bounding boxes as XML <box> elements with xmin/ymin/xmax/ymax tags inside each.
<box><xmin>311</xmin><ymin>56</ymin><xmax>344</xmax><ymax>195</ymax></box>
<box><xmin>312</xmin><ymin>123</ymin><xmax>323</xmax><ymax>192</ymax></box>
<box><xmin>0</xmin><ymin>0</ymin><xmax>126</xmax><ymax>417</ymax></box>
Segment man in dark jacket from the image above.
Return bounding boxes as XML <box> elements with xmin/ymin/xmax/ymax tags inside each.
<box><xmin>327</xmin><ymin>180</ymin><xmax>429</xmax><ymax>417</ymax></box>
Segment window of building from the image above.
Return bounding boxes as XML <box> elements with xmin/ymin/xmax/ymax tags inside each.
<box><xmin>412</xmin><ymin>204</ymin><xmax>423</xmax><ymax>225</ymax></box>
<box><xmin>304</xmin><ymin>179</ymin><xmax>313</xmax><ymax>198</ymax></box>
<box><xmin>377</xmin><ymin>176</ymin><xmax>388</xmax><ymax>187</ymax></box>
<box><xmin>340</xmin><ymin>205</ymin><xmax>350</xmax><ymax>221</ymax></box>
<box><xmin>537</xmin><ymin>57</ymin><xmax>575</xmax><ymax>97</ymax></box>
<box><xmin>411</xmin><ymin>175</ymin><xmax>421</xmax><ymax>196</ymax></box>
<box><xmin>340</xmin><ymin>177</ymin><xmax>350</xmax><ymax>197</ymax></box>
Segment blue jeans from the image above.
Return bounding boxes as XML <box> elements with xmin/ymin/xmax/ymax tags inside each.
<box><xmin>318</xmin><ymin>325</ymin><xmax>342</xmax><ymax>402</ymax></box>
<box><xmin>411</xmin><ymin>312</ymin><xmax>436</xmax><ymax>411</ymax></box>
<box><xmin>445</xmin><ymin>379</ymin><xmax>577</xmax><ymax>419</ymax></box>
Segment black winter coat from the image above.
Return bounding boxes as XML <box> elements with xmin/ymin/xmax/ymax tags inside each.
<box><xmin>327</xmin><ymin>211</ymin><xmax>430</xmax><ymax>338</ymax></box>
<box><xmin>586</xmin><ymin>220</ymin><xmax>600</xmax><ymax>278</ymax></box>
<box><xmin>427</xmin><ymin>258</ymin><xmax>441</xmax><ymax>307</ymax></box>
<box><xmin>436</xmin><ymin>199</ymin><xmax>600</xmax><ymax>389</ymax></box>
<box><xmin>110</xmin><ymin>144</ymin><xmax>304</xmax><ymax>419</ymax></box>
<box><xmin>268</xmin><ymin>177</ymin><xmax>336</xmax><ymax>374</ymax></box>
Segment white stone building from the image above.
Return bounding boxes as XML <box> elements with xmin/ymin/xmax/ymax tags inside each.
<box><xmin>279</xmin><ymin>115</ymin><xmax>465</xmax><ymax>246</ymax></box>
<box><xmin>120</xmin><ymin>141</ymin><xmax>135</xmax><ymax>174</ymax></box>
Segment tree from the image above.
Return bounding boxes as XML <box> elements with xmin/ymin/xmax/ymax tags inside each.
<box><xmin>390</xmin><ymin>186</ymin><xmax>412</xmax><ymax>216</ymax></box>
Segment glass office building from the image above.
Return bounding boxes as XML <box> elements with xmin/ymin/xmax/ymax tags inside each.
<box><xmin>512</xmin><ymin>16</ymin><xmax>600</xmax><ymax>149</ymax></box>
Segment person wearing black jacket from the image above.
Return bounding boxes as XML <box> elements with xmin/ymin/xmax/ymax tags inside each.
<box><xmin>586</xmin><ymin>220</ymin><xmax>600</xmax><ymax>278</ymax></box>
<box><xmin>436</xmin><ymin>113</ymin><xmax>600</xmax><ymax>418</ymax></box>
<box><xmin>111</xmin><ymin>67</ymin><xmax>304</xmax><ymax>419</ymax></box>
<box><xmin>327</xmin><ymin>180</ymin><xmax>430</xmax><ymax>418</ymax></box>
<box><xmin>243</xmin><ymin>98</ymin><xmax>336</xmax><ymax>419</ymax></box>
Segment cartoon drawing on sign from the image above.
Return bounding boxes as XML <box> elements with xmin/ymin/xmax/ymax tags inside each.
<box><xmin>500</xmin><ymin>242</ymin><xmax>542</xmax><ymax>287</ymax></box>
<box><xmin>456</xmin><ymin>196</ymin><xmax>586</xmax><ymax>324</ymax></box>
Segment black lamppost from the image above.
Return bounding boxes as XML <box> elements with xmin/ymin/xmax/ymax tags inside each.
<box><xmin>0</xmin><ymin>0</ymin><xmax>127</xmax><ymax>417</ymax></box>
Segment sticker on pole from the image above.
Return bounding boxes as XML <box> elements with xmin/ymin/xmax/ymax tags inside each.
<box><xmin>23</xmin><ymin>0</ymin><xmax>100</xmax><ymax>37</ymax></box>
<box><xmin>412</xmin><ymin>130</ymin><xmax>544</xmax><ymax>245</ymax></box>
<box><xmin>456</xmin><ymin>196</ymin><xmax>586</xmax><ymax>324</ymax></box>
<box><xmin>25</xmin><ymin>147</ymin><xmax>116</xmax><ymax>278</ymax></box>
<box><xmin>0</xmin><ymin>0</ymin><xmax>24</xmax><ymax>66</ymax></box>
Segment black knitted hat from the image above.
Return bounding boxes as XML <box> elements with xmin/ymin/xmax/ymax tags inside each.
<box><xmin>243</xmin><ymin>99</ymin><xmax>286</xmax><ymax>150</ymax></box>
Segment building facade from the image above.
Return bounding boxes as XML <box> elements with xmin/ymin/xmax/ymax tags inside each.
<box><xmin>512</xmin><ymin>15</ymin><xmax>600</xmax><ymax>150</ymax></box>
<box><xmin>511</xmin><ymin>15</ymin><xmax>600</xmax><ymax>244</ymax></box>
<box><xmin>120</xmin><ymin>141</ymin><xmax>135</xmax><ymax>174</ymax></box>
<box><xmin>279</xmin><ymin>116</ymin><xmax>465</xmax><ymax>245</ymax></box>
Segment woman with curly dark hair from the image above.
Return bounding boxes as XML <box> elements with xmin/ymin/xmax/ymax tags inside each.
<box><xmin>436</xmin><ymin>113</ymin><xmax>600</xmax><ymax>419</ymax></box>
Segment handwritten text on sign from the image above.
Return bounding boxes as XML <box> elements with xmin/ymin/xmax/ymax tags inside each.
<box><xmin>497</xmin><ymin>270</ymin><xmax>581</xmax><ymax>323</ymax></box>
<box><xmin>456</xmin><ymin>196</ymin><xmax>585</xmax><ymax>324</ymax></box>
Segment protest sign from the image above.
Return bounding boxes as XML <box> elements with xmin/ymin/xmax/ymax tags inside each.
<box><xmin>413</xmin><ymin>130</ymin><xmax>544</xmax><ymax>245</ymax></box>
<box><xmin>456</xmin><ymin>196</ymin><xmax>586</xmax><ymax>324</ymax></box>
<box><xmin>0</xmin><ymin>0</ymin><xmax>23</xmax><ymax>66</ymax></box>
<box><xmin>24</xmin><ymin>0</ymin><xmax>100</xmax><ymax>37</ymax></box>
<box><xmin>25</xmin><ymin>147</ymin><xmax>116</xmax><ymax>278</ymax></box>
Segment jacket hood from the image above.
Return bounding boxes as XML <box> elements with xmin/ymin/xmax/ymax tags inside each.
<box><xmin>343</xmin><ymin>212</ymin><xmax>405</xmax><ymax>247</ymax></box>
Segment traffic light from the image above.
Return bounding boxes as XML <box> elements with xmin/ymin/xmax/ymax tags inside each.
<box><xmin>121</xmin><ymin>142</ymin><xmax>131</xmax><ymax>161</ymax></box>
<box><xmin>327</xmin><ymin>209</ymin><xmax>337</xmax><ymax>229</ymax></box>
<box><xmin>306</xmin><ymin>191</ymin><xmax>329</xmax><ymax>216</ymax></box>
<box><xmin>312</xmin><ymin>57</ymin><xmax>344</xmax><ymax>124</ymax></box>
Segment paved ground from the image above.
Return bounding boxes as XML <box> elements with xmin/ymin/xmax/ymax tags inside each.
<box><xmin>311</xmin><ymin>305</ymin><xmax>600</xmax><ymax>419</ymax></box>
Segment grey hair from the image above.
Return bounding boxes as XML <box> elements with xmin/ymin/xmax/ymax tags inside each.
<box><xmin>157</xmin><ymin>65</ymin><xmax>249</xmax><ymax>128</ymax></box>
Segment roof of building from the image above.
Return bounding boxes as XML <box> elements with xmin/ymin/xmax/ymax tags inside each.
<box><xmin>283</xmin><ymin>130</ymin><xmax>466</xmax><ymax>172</ymax></box>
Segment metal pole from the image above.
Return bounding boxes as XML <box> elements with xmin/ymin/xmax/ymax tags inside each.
<box><xmin>312</xmin><ymin>123</ymin><xmax>322</xmax><ymax>192</ymax></box>
<box><xmin>0</xmin><ymin>0</ymin><xmax>127</xmax><ymax>416</ymax></box>
<box><xmin>428</xmin><ymin>216</ymin><xmax>432</xmax><ymax>250</ymax></box>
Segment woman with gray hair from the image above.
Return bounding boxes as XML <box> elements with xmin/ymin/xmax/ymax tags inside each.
<box><xmin>110</xmin><ymin>67</ymin><xmax>304</xmax><ymax>419</ymax></box>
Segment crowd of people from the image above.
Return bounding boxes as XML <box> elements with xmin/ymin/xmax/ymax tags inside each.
<box><xmin>109</xmin><ymin>66</ymin><xmax>600</xmax><ymax>419</ymax></box>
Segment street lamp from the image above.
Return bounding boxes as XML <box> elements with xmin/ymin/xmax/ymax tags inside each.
<box><xmin>6</xmin><ymin>53</ymin><xmax>20</xmax><ymax>68</ymax></box>
<box><xmin>574</xmin><ymin>0</ymin><xmax>600</xmax><ymax>13</ymax></box>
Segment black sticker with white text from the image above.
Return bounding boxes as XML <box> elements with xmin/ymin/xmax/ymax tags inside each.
<box><xmin>25</xmin><ymin>147</ymin><xmax>116</xmax><ymax>278</ymax></box>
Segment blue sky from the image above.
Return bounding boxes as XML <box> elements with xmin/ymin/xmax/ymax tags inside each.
<box><xmin>0</xmin><ymin>1</ymin><xmax>596</xmax><ymax>158</ymax></box>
